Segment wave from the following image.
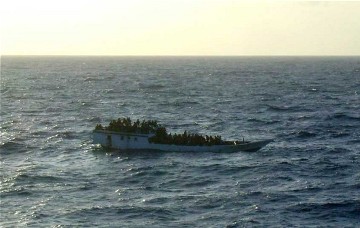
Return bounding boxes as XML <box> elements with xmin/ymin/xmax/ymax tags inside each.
<box><xmin>198</xmin><ymin>163</ymin><xmax>256</xmax><ymax>175</ymax></box>
<box><xmin>1</xmin><ymin>187</ymin><xmax>32</xmax><ymax>197</ymax></box>
<box><xmin>327</xmin><ymin>147</ymin><xmax>351</xmax><ymax>154</ymax></box>
<box><xmin>78</xmin><ymin>182</ymin><xmax>97</xmax><ymax>191</ymax></box>
<box><xmin>138</xmin><ymin>83</ymin><xmax>165</xmax><ymax>90</ymax></box>
<box><xmin>288</xmin><ymin>200</ymin><xmax>360</xmax><ymax>218</ymax></box>
<box><xmin>58</xmin><ymin>131</ymin><xmax>77</xmax><ymax>140</ymax></box>
<box><xmin>181</xmin><ymin>179</ymin><xmax>216</xmax><ymax>188</ymax></box>
<box><xmin>1</xmin><ymin>86</ymin><xmax>10</xmax><ymax>95</ymax></box>
<box><xmin>281</xmin><ymin>130</ymin><xmax>317</xmax><ymax>139</ymax></box>
<box><xmin>348</xmin><ymin>139</ymin><xmax>360</xmax><ymax>144</ymax></box>
<box><xmin>14</xmin><ymin>173</ymin><xmax>64</xmax><ymax>184</ymax></box>
<box><xmin>247</xmin><ymin>117</ymin><xmax>280</xmax><ymax>125</ymax></box>
<box><xmin>296</xmin><ymin>130</ymin><xmax>317</xmax><ymax>138</ymax></box>
<box><xmin>327</xmin><ymin>113</ymin><xmax>360</xmax><ymax>121</ymax></box>
<box><xmin>44</xmin><ymin>107</ymin><xmax>63</xmax><ymax>113</ymax></box>
<box><xmin>84</xmin><ymin>77</ymin><xmax>104</xmax><ymax>82</ymax></box>
<box><xmin>66</xmin><ymin>205</ymin><xmax>175</xmax><ymax>220</ymax></box>
<box><xmin>266</xmin><ymin>104</ymin><xmax>303</xmax><ymax>112</ymax></box>
<box><xmin>0</xmin><ymin>141</ymin><xmax>27</xmax><ymax>154</ymax></box>
<box><xmin>329</xmin><ymin>131</ymin><xmax>350</xmax><ymax>138</ymax></box>
<box><xmin>159</xmin><ymin>100</ymin><xmax>200</xmax><ymax>108</ymax></box>
<box><xmin>86</xmin><ymin>117</ymin><xmax>102</xmax><ymax>123</ymax></box>
<box><xmin>311</xmin><ymin>160</ymin><xmax>351</xmax><ymax>174</ymax></box>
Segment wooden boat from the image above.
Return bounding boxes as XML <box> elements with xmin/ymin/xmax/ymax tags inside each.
<box><xmin>93</xmin><ymin>130</ymin><xmax>273</xmax><ymax>152</ymax></box>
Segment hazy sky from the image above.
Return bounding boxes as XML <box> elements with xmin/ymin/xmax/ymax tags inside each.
<box><xmin>1</xmin><ymin>0</ymin><xmax>359</xmax><ymax>55</ymax></box>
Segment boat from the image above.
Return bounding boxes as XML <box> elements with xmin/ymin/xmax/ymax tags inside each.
<box><xmin>93</xmin><ymin>130</ymin><xmax>272</xmax><ymax>152</ymax></box>
<box><xmin>92</xmin><ymin>118</ymin><xmax>273</xmax><ymax>152</ymax></box>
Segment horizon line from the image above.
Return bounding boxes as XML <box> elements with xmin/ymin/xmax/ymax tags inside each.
<box><xmin>2</xmin><ymin>54</ymin><xmax>360</xmax><ymax>57</ymax></box>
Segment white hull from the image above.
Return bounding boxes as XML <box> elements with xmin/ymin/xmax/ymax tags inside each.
<box><xmin>93</xmin><ymin>130</ymin><xmax>272</xmax><ymax>152</ymax></box>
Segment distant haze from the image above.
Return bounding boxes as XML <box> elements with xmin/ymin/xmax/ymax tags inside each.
<box><xmin>1</xmin><ymin>0</ymin><xmax>359</xmax><ymax>56</ymax></box>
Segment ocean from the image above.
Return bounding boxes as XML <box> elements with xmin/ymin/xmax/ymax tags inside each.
<box><xmin>1</xmin><ymin>56</ymin><xmax>359</xmax><ymax>227</ymax></box>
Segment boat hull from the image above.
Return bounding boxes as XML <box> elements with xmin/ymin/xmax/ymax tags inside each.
<box><xmin>93</xmin><ymin>130</ymin><xmax>272</xmax><ymax>152</ymax></box>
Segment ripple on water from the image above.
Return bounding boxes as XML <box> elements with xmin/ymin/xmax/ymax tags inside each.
<box><xmin>1</xmin><ymin>56</ymin><xmax>359</xmax><ymax>227</ymax></box>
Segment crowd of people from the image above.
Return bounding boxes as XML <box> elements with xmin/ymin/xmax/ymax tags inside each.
<box><xmin>94</xmin><ymin>117</ymin><xmax>159</xmax><ymax>134</ymax></box>
<box><xmin>95</xmin><ymin>117</ymin><xmax>233</xmax><ymax>146</ymax></box>
<box><xmin>148</xmin><ymin>128</ymin><xmax>230</xmax><ymax>146</ymax></box>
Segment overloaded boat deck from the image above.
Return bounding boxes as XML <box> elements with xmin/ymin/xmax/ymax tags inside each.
<box><xmin>93</xmin><ymin>117</ymin><xmax>273</xmax><ymax>152</ymax></box>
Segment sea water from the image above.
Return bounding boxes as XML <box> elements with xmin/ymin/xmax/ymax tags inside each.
<box><xmin>1</xmin><ymin>56</ymin><xmax>359</xmax><ymax>227</ymax></box>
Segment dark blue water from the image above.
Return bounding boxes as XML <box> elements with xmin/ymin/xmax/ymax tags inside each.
<box><xmin>1</xmin><ymin>56</ymin><xmax>359</xmax><ymax>227</ymax></box>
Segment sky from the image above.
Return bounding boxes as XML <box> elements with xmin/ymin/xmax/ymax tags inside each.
<box><xmin>1</xmin><ymin>0</ymin><xmax>359</xmax><ymax>56</ymax></box>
